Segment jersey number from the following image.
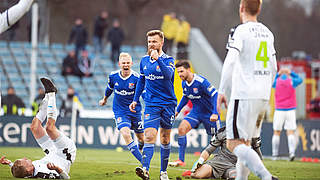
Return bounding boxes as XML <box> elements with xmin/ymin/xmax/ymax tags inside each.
<box><xmin>256</xmin><ymin>41</ymin><xmax>269</xmax><ymax>68</ymax></box>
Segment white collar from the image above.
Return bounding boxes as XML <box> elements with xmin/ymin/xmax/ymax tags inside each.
<box><xmin>119</xmin><ymin>70</ymin><xmax>132</xmax><ymax>80</ymax></box>
<box><xmin>186</xmin><ymin>74</ymin><xmax>196</xmax><ymax>86</ymax></box>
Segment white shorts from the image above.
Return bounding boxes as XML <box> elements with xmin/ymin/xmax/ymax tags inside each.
<box><xmin>226</xmin><ymin>99</ymin><xmax>268</xmax><ymax>140</ymax></box>
<box><xmin>273</xmin><ymin>110</ymin><xmax>296</xmax><ymax>130</ymax></box>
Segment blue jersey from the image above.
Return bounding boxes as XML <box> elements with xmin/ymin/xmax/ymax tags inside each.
<box><xmin>133</xmin><ymin>52</ymin><xmax>177</xmax><ymax>107</ymax></box>
<box><xmin>177</xmin><ymin>74</ymin><xmax>219</xmax><ymax>116</ymax></box>
<box><xmin>105</xmin><ymin>70</ymin><xmax>141</xmax><ymax>114</ymax></box>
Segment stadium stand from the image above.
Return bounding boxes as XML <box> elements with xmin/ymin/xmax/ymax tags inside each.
<box><xmin>0</xmin><ymin>40</ymin><xmax>146</xmax><ymax>111</ymax></box>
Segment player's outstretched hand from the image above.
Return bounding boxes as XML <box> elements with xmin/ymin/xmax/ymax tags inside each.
<box><xmin>99</xmin><ymin>98</ymin><xmax>107</xmax><ymax>106</ymax></box>
<box><xmin>129</xmin><ymin>101</ymin><xmax>137</xmax><ymax>113</ymax></box>
<box><xmin>210</xmin><ymin>114</ymin><xmax>218</xmax><ymax>122</ymax></box>
<box><xmin>0</xmin><ymin>156</ymin><xmax>11</xmax><ymax>165</ymax></box>
<box><xmin>217</xmin><ymin>94</ymin><xmax>228</xmax><ymax>114</ymax></box>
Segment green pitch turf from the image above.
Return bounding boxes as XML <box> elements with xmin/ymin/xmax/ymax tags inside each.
<box><xmin>1</xmin><ymin>147</ymin><xmax>320</xmax><ymax>179</ymax></box>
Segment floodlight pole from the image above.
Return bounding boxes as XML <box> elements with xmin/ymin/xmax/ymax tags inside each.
<box><xmin>29</xmin><ymin>2</ymin><xmax>38</xmax><ymax>106</ymax></box>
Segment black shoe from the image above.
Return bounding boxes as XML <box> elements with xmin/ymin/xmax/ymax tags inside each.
<box><xmin>135</xmin><ymin>167</ymin><xmax>149</xmax><ymax>180</ymax></box>
<box><xmin>40</xmin><ymin>77</ymin><xmax>57</xmax><ymax>94</ymax></box>
<box><xmin>289</xmin><ymin>155</ymin><xmax>295</xmax><ymax>161</ymax></box>
<box><xmin>272</xmin><ymin>176</ymin><xmax>279</xmax><ymax>180</ymax></box>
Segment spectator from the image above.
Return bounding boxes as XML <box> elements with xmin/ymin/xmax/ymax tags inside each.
<box><xmin>107</xmin><ymin>19</ymin><xmax>124</xmax><ymax>69</ymax></box>
<box><xmin>161</xmin><ymin>12</ymin><xmax>179</xmax><ymax>55</ymax></box>
<box><xmin>68</xmin><ymin>18</ymin><xmax>88</xmax><ymax>58</ymax></box>
<box><xmin>175</xmin><ymin>15</ymin><xmax>190</xmax><ymax>60</ymax></box>
<box><xmin>32</xmin><ymin>87</ymin><xmax>45</xmax><ymax>116</ymax></box>
<box><xmin>60</xmin><ymin>86</ymin><xmax>77</xmax><ymax>118</ymax></box>
<box><xmin>78</xmin><ymin>50</ymin><xmax>93</xmax><ymax>77</ymax></box>
<box><xmin>93</xmin><ymin>11</ymin><xmax>109</xmax><ymax>54</ymax></box>
<box><xmin>62</xmin><ymin>50</ymin><xmax>82</xmax><ymax>77</ymax></box>
<box><xmin>1</xmin><ymin>87</ymin><xmax>25</xmax><ymax>115</ymax></box>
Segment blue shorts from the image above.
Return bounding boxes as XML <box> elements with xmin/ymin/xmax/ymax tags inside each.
<box><xmin>184</xmin><ymin>112</ymin><xmax>221</xmax><ymax>135</ymax></box>
<box><xmin>114</xmin><ymin>113</ymin><xmax>144</xmax><ymax>133</ymax></box>
<box><xmin>144</xmin><ymin>105</ymin><xmax>176</xmax><ymax>130</ymax></box>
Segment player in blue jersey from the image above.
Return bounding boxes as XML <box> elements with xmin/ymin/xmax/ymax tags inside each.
<box><xmin>169</xmin><ymin>60</ymin><xmax>222</xmax><ymax>167</ymax></box>
<box><xmin>129</xmin><ymin>30</ymin><xmax>177</xmax><ymax>180</ymax></box>
<box><xmin>99</xmin><ymin>52</ymin><xmax>144</xmax><ymax>163</ymax></box>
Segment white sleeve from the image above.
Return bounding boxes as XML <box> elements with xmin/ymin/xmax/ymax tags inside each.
<box><xmin>218</xmin><ymin>48</ymin><xmax>239</xmax><ymax>95</ymax></box>
<box><xmin>0</xmin><ymin>0</ymin><xmax>33</xmax><ymax>34</ymax></box>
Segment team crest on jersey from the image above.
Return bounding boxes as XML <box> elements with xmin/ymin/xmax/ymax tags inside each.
<box><xmin>193</xmin><ymin>88</ymin><xmax>198</xmax><ymax>94</ymax></box>
<box><xmin>128</xmin><ymin>83</ymin><xmax>135</xmax><ymax>89</ymax></box>
<box><xmin>156</xmin><ymin>66</ymin><xmax>161</xmax><ymax>72</ymax></box>
<box><xmin>115</xmin><ymin>82</ymin><xmax>119</xmax><ymax>86</ymax></box>
<box><xmin>117</xmin><ymin>117</ymin><xmax>122</xmax><ymax>123</ymax></box>
<box><xmin>145</xmin><ymin>114</ymin><xmax>150</xmax><ymax>120</ymax></box>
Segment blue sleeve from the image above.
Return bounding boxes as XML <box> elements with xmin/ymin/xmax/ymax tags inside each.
<box><xmin>157</xmin><ymin>57</ymin><xmax>174</xmax><ymax>80</ymax></box>
<box><xmin>203</xmin><ymin>79</ymin><xmax>218</xmax><ymax>114</ymax></box>
<box><xmin>133</xmin><ymin>61</ymin><xmax>145</xmax><ymax>102</ymax></box>
<box><xmin>272</xmin><ymin>73</ymin><xmax>279</xmax><ymax>88</ymax></box>
<box><xmin>291</xmin><ymin>71</ymin><xmax>303</xmax><ymax>88</ymax></box>
<box><xmin>177</xmin><ymin>95</ymin><xmax>189</xmax><ymax>113</ymax></box>
<box><xmin>104</xmin><ymin>75</ymin><xmax>113</xmax><ymax>97</ymax></box>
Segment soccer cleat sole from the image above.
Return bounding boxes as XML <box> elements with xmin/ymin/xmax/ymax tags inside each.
<box><xmin>40</xmin><ymin>77</ymin><xmax>58</xmax><ymax>94</ymax></box>
<box><xmin>135</xmin><ymin>167</ymin><xmax>149</xmax><ymax>180</ymax></box>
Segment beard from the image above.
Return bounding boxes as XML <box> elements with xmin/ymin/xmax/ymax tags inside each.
<box><xmin>148</xmin><ymin>46</ymin><xmax>160</xmax><ymax>56</ymax></box>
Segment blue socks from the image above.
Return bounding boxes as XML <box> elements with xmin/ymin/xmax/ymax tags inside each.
<box><xmin>160</xmin><ymin>143</ymin><xmax>171</xmax><ymax>172</ymax></box>
<box><xmin>178</xmin><ymin>135</ymin><xmax>187</xmax><ymax>162</ymax></box>
<box><xmin>127</xmin><ymin>141</ymin><xmax>143</xmax><ymax>163</ymax></box>
<box><xmin>142</xmin><ymin>143</ymin><xmax>154</xmax><ymax>171</ymax></box>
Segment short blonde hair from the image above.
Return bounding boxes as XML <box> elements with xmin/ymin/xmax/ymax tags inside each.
<box><xmin>11</xmin><ymin>160</ymin><xmax>28</xmax><ymax>178</ymax></box>
<box><xmin>119</xmin><ymin>52</ymin><xmax>132</xmax><ymax>61</ymax></box>
<box><xmin>146</xmin><ymin>30</ymin><xmax>164</xmax><ymax>41</ymax></box>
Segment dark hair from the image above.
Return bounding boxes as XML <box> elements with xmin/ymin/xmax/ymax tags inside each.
<box><xmin>175</xmin><ymin>60</ymin><xmax>190</xmax><ymax>69</ymax></box>
<box><xmin>242</xmin><ymin>0</ymin><xmax>261</xmax><ymax>16</ymax></box>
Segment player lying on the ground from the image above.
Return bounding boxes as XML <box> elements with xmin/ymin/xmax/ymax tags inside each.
<box><xmin>99</xmin><ymin>52</ymin><xmax>144</xmax><ymax>163</ymax></box>
<box><xmin>0</xmin><ymin>0</ymin><xmax>34</xmax><ymax>34</ymax></box>
<box><xmin>182</xmin><ymin>127</ymin><xmax>236</xmax><ymax>179</ymax></box>
<box><xmin>169</xmin><ymin>60</ymin><xmax>221</xmax><ymax>167</ymax></box>
<box><xmin>0</xmin><ymin>78</ymin><xmax>76</xmax><ymax>179</ymax></box>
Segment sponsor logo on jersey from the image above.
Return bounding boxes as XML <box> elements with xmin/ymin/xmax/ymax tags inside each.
<box><xmin>145</xmin><ymin>74</ymin><xmax>164</xmax><ymax>80</ymax></box>
<box><xmin>114</xmin><ymin>89</ymin><xmax>135</xmax><ymax>96</ymax></box>
<box><xmin>156</xmin><ymin>65</ymin><xmax>161</xmax><ymax>72</ymax></box>
<box><xmin>187</xmin><ymin>94</ymin><xmax>201</xmax><ymax>99</ymax></box>
<box><xmin>193</xmin><ymin>88</ymin><xmax>198</xmax><ymax>94</ymax></box>
<box><xmin>128</xmin><ymin>83</ymin><xmax>135</xmax><ymax>89</ymax></box>
<box><xmin>115</xmin><ymin>82</ymin><xmax>119</xmax><ymax>86</ymax></box>
<box><xmin>145</xmin><ymin>114</ymin><xmax>150</xmax><ymax>120</ymax></box>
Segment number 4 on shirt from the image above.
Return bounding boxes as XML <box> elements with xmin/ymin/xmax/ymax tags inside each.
<box><xmin>256</xmin><ymin>41</ymin><xmax>269</xmax><ymax>68</ymax></box>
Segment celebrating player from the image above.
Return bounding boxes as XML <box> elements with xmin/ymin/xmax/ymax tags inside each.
<box><xmin>0</xmin><ymin>78</ymin><xmax>76</xmax><ymax>179</ymax></box>
<box><xmin>99</xmin><ymin>52</ymin><xmax>144</xmax><ymax>163</ymax></box>
<box><xmin>129</xmin><ymin>30</ymin><xmax>177</xmax><ymax>180</ymax></box>
<box><xmin>0</xmin><ymin>0</ymin><xmax>34</xmax><ymax>34</ymax></box>
<box><xmin>218</xmin><ymin>0</ymin><xmax>278</xmax><ymax>179</ymax></box>
<box><xmin>169</xmin><ymin>60</ymin><xmax>221</xmax><ymax>167</ymax></box>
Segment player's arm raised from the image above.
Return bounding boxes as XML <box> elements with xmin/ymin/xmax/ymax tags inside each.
<box><xmin>0</xmin><ymin>156</ymin><xmax>13</xmax><ymax>167</ymax></box>
<box><xmin>153</xmin><ymin>51</ymin><xmax>175</xmax><ymax>80</ymax></box>
<box><xmin>0</xmin><ymin>0</ymin><xmax>34</xmax><ymax>34</ymax></box>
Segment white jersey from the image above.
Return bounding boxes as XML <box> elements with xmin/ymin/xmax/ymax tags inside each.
<box><xmin>222</xmin><ymin>22</ymin><xmax>277</xmax><ymax>100</ymax></box>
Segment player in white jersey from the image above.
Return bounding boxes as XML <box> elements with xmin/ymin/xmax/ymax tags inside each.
<box><xmin>0</xmin><ymin>0</ymin><xmax>33</xmax><ymax>34</ymax></box>
<box><xmin>218</xmin><ymin>0</ymin><xmax>277</xmax><ymax>180</ymax></box>
<box><xmin>0</xmin><ymin>78</ymin><xmax>76</xmax><ymax>179</ymax></box>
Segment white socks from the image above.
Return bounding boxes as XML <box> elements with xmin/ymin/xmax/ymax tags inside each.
<box><xmin>47</xmin><ymin>92</ymin><xmax>57</xmax><ymax>120</ymax></box>
<box><xmin>236</xmin><ymin>160</ymin><xmax>250</xmax><ymax>180</ymax></box>
<box><xmin>234</xmin><ymin>144</ymin><xmax>271</xmax><ymax>180</ymax></box>
<box><xmin>288</xmin><ymin>134</ymin><xmax>296</xmax><ymax>157</ymax></box>
<box><xmin>36</xmin><ymin>94</ymin><xmax>48</xmax><ymax>123</ymax></box>
<box><xmin>272</xmin><ymin>135</ymin><xmax>280</xmax><ymax>157</ymax></box>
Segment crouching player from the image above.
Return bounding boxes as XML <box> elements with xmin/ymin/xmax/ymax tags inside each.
<box><xmin>99</xmin><ymin>52</ymin><xmax>144</xmax><ymax>163</ymax></box>
<box><xmin>169</xmin><ymin>60</ymin><xmax>221</xmax><ymax>167</ymax></box>
<box><xmin>0</xmin><ymin>78</ymin><xmax>76</xmax><ymax>179</ymax></box>
<box><xmin>182</xmin><ymin>127</ymin><xmax>236</xmax><ymax>179</ymax></box>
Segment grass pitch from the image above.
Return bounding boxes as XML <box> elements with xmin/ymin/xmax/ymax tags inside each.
<box><xmin>0</xmin><ymin>147</ymin><xmax>319</xmax><ymax>179</ymax></box>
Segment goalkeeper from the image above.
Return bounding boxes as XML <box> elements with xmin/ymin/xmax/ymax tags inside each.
<box><xmin>183</xmin><ymin>126</ymin><xmax>236</xmax><ymax>179</ymax></box>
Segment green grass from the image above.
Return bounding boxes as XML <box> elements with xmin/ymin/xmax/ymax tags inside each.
<box><xmin>1</xmin><ymin>147</ymin><xmax>320</xmax><ymax>179</ymax></box>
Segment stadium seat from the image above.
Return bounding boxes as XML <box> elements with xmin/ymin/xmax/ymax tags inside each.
<box><xmin>51</xmin><ymin>43</ymin><xmax>64</xmax><ymax>50</ymax></box>
<box><xmin>0</xmin><ymin>41</ymin><xmax>7</xmax><ymax>48</ymax></box>
<box><xmin>9</xmin><ymin>42</ymin><xmax>23</xmax><ymax>49</ymax></box>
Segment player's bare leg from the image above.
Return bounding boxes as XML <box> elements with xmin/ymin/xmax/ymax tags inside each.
<box><xmin>190</xmin><ymin>164</ymin><xmax>213</xmax><ymax>179</ymax></box>
<box><xmin>159</xmin><ymin>128</ymin><xmax>171</xmax><ymax>180</ymax></box>
<box><xmin>120</xmin><ymin>127</ymin><xmax>143</xmax><ymax>163</ymax></box>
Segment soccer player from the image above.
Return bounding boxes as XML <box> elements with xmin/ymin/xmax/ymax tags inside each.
<box><xmin>218</xmin><ymin>0</ymin><xmax>278</xmax><ymax>179</ymax></box>
<box><xmin>182</xmin><ymin>127</ymin><xmax>237</xmax><ymax>179</ymax></box>
<box><xmin>0</xmin><ymin>0</ymin><xmax>34</xmax><ymax>34</ymax></box>
<box><xmin>0</xmin><ymin>78</ymin><xmax>76</xmax><ymax>179</ymax></box>
<box><xmin>169</xmin><ymin>60</ymin><xmax>221</xmax><ymax>167</ymax></box>
<box><xmin>272</xmin><ymin>68</ymin><xmax>302</xmax><ymax>161</ymax></box>
<box><xmin>99</xmin><ymin>52</ymin><xmax>144</xmax><ymax>163</ymax></box>
<box><xmin>129</xmin><ymin>30</ymin><xmax>176</xmax><ymax>180</ymax></box>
